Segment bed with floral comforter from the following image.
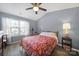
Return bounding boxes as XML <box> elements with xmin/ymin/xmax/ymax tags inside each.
<box><xmin>20</xmin><ymin>35</ymin><xmax>57</xmax><ymax>56</ymax></box>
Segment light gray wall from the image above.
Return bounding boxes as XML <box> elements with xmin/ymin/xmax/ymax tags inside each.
<box><xmin>0</xmin><ymin>12</ymin><xmax>37</xmax><ymax>43</ymax></box>
<box><xmin>37</xmin><ymin>7</ymin><xmax>79</xmax><ymax>49</ymax></box>
<box><xmin>0</xmin><ymin>17</ymin><xmax>2</xmax><ymax>30</ymax></box>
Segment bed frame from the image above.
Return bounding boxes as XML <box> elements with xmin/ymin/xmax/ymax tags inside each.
<box><xmin>20</xmin><ymin>31</ymin><xmax>59</xmax><ymax>56</ymax></box>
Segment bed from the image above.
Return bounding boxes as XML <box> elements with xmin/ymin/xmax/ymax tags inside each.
<box><xmin>20</xmin><ymin>32</ymin><xmax>58</xmax><ymax>56</ymax></box>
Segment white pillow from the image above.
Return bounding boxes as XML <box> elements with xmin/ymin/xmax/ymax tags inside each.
<box><xmin>40</xmin><ymin>32</ymin><xmax>56</xmax><ymax>37</ymax></box>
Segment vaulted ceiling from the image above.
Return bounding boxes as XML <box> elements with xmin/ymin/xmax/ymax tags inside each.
<box><xmin>0</xmin><ymin>3</ymin><xmax>79</xmax><ymax>21</ymax></box>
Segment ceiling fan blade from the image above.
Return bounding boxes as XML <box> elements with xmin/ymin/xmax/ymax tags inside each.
<box><xmin>31</xmin><ymin>3</ymin><xmax>41</xmax><ymax>7</ymax></box>
<box><xmin>39</xmin><ymin>3</ymin><xmax>42</xmax><ymax>5</ymax></box>
<box><xmin>39</xmin><ymin>7</ymin><xmax>47</xmax><ymax>11</ymax></box>
<box><xmin>31</xmin><ymin>3</ymin><xmax>37</xmax><ymax>7</ymax></box>
<box><xmin>35</xmin><ymin>11</ymin><xmax>38</xmax><ymax>14</ymax></box>
<box><xmin>31</xmin><ymin>3</ymin><xmax>33</xmax><ymax>5</ymax></box>
<box><xmin>25</xmin><ymin>7</ymin><xmax>33</xmax><ymax>10</ymax></box>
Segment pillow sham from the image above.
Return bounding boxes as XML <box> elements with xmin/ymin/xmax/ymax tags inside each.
<box><xmin>40</xmin><ymin>32</ymin><xmax>56</xmax><ymax>37</ymax></box>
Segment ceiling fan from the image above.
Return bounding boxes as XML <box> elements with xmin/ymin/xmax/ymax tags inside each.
<box><xmin>25</xmin><ymin>3</ymin><xmax>47</xmax><ymax>14</ymax></box>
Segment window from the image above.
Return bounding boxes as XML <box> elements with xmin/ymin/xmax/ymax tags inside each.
<box><xmin>20</xmin><ymin>20</ymin><xmax>30</xmax><ymax>35</ymax></box>
<box><xmin>2</xmin><ymin>17</ymin><xmax>30</xmax><ymax>36</ymax></box>
<box><xmin>10</xmin><ymin>19</ymin><xmax>19</xmax><ymax>36</ymax></box>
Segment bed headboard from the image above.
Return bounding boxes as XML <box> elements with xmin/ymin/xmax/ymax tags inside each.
<box><xmin>42</xmin><ymin>31</ymin><xmax>59</xmax><ymax>38</ymax></box>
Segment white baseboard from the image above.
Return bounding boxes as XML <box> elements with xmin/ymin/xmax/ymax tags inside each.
<box><xmin>58</xmin><ymin>43</ymin><xmax>79</xmax><ymax>53</ymax></box>
<box><xmin>72</xmin><ymin>48</ymin><xmax>79</xmax><ymax>53</ymax></box>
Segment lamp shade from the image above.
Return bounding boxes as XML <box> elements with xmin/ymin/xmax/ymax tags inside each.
<box><xmin>33</xmin><ymin>7</ymin><xmax>39</xmax><ymax>11</ymax></box>
<box><xmin>63</xmin><ymin>23</ymin><xmax>71</xmax><ymax>29</ymax></box>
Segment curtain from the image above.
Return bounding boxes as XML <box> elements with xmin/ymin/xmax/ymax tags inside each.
<box><xmin>2</xmin><ymin>17</ymin><xmax>30</xmax><ymax>37</ymax></box>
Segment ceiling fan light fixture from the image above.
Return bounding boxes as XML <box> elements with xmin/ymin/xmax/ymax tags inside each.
<box><xmin>33</xmin><ymin>7</ymin><xmax>39</xmax><ymax>11</ymax></box>
<box><xmin>26</xmin><ymin>3</ymin><xmax>47</xmax><ymax>14</ymax></box>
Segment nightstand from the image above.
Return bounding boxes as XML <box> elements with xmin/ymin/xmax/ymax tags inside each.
<box><xmin>31</xmin><ymin>32</ymin><xmax>39</xmax><ymax>36</ymax></box>
<box><xmin>62</xmin><ymin>36</ymin><xmax>72</xmax><ymax>51</ymax></box>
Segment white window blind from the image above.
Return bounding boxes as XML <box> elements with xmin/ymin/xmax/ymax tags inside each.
<box><xmin>2</xmin><ymin>17</ymin><xmax>30</xmax><ymax>36</ymax></box>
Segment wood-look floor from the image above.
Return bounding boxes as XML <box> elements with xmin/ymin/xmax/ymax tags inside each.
<box><xmin>2</xmin><ymin>43</ymin><xmax>79</xmax><ymax>56</ymax></box>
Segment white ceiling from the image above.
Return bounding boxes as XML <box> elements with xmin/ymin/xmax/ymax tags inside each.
<box><xmin>0</xmin><ymin>3</ymin><xmax>79</xmax><ymax>21</ymax></box>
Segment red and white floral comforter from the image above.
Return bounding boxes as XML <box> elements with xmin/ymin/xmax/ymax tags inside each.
<box><xmin>20</xmin><ymin>35</ymin><xmax>57</xmax><ymax>56</ymax></box>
